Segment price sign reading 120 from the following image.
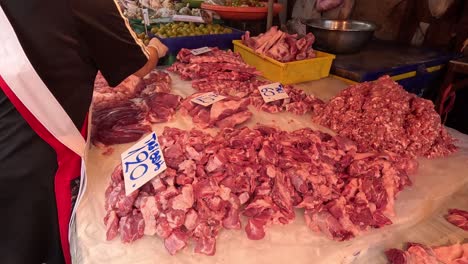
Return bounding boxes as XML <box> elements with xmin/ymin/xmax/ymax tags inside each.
<box><xmin>258</xmin><ymin>82</ymin><xmax>289</xmax><ymax>103</ymax></box>
<box><xmin>121</xmin><ymin>132</ymin><xmax>167</xmax><ymax>195</ymax></box>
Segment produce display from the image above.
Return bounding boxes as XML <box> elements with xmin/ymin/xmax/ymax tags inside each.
<box><xmin>313</xmin><ymin>76</ymin><xmax>457</xmax><ymax>158</ymax></box>
<box><xmin>105</xmin><ymin>125</ymin><xmax>416</xmax><ymax>255</ymax></box>
<box><xmin>242</xmin><ymin>26</ymin><xmax>317</xmax><ymax>62</ymax></box>
<box><xmin>150</xmin><ymin>22</ymin><xmax>233</xmax><ymax>38</ymax></box>
<box><xmin>168</xmin><ymin>48</ymin><xmax>324</xmax><ymax>115</ymax></box>
<box><xmin>386</xmin><ymin>242</ymin><xmax>468</xmax><ymax>264</ymax></box>
<box><xmin>224</xmin><ymin>0</ymin><xmax>263</xmax><ymax>7</ymax></box>
<box><xmin>181</xmin><ymin>93</ymin><xmax>252</xmax><ymax>128</ymax></box>
<box><xmin>445</xmin><ymin>209</ymin><xmax>468</xmax><ymax>231</ymax></box>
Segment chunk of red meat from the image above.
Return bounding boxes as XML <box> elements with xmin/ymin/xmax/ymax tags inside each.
<box><xmin>385</xmin><ymin>248</ymin><xmax>408</xmax><ymax>264</ymax></box>
<box><xmin>140</xmin><ymin>196</ymin><xmax>159</xmax><ymax>235</ymax></box>
<box><xmin>104</xmin><ymin>210</ymin><xmax>119</xmax><ymax>241</ymax></box>
<box><xmin>306</xmin><ymin>211</ymin><xmax>353</xmax><ymax>241</ymax></box>
<box><xmin>164</xmin><ymin>230</ymin><xmax>189</xmax><ymax>255</ymax></box>
<box><xmin>194</xmin><ymin>236</ymin><xmax>217</xmax><ymax>256</ymax></box>
<box><xmin>245</xmin><ymin>218</ymin><xmax>267</xmax><ymax>240</ymax></box>
<box><xmin>119</xmin><ymin>210</ymin><xmax>145</xmax><ymax>243</ymax></box>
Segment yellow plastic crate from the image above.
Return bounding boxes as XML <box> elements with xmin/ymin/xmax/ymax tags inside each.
<box><xmin>233</xmin><ymin>40</ymin><xmax>336</xmax><ymax>84</ymax></box>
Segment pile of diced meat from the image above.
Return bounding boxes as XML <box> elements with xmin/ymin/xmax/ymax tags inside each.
<box><xmin>242</xmin><ymin>26</ymin><xmax>317</xmax><ymax>62</ymax></box>
<box><xmin>445</xmin><ymin>209</ymin><xmax>468</xmax><ymax>231</ymax></box>
<box><xmin>168</xmin><ymin>48</ymin><xmax>323</xmax><ymax>115</ymax></box>
<box><xmin>313</xmin><ymin>75</ymin><xmax>457</xmax><ymax>158</ymax></box>
<box><xmin>91</xmin><ymin>71</ymin><xmax>182</xmax><ymax>146</ymax></box>
<box><xmin>104</xmin><ymin>125</ymin><xmax>417</xmax><ymax>256</ymax></box>
<box><xmin>181</xmin><ymin>93</ymin><xmax>252</xmax><ymax>129</ymax></box>
<box><xmin>386</xmin><ymin>242</ymin><xmax>468</xmax><ymax>264</ymax></box>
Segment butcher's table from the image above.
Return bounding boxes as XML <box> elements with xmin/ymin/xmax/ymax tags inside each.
<box><xmin>72</xmin><ymin>75</ymin><xmax>468</xmax><ymax>264</ymax></box>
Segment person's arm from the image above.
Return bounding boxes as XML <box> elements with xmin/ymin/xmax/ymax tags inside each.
<box><xmin>71</xmin><ymin>0</ymin><xmax>166</xmax><ymax>86</ymax></box>
<box><xmin>133</xmin><ymin>39</ymin><xmax>168</xmax><ymax>78</ymax></box>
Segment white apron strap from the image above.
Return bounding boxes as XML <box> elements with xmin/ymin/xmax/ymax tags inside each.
<box><xmin>0</xmin><ymin>6</ymin><xmax>85</xmax><ymax>156</ymax></box>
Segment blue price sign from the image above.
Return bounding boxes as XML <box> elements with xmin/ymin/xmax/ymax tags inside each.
<box><xmin>191</xmin><ymin>92</ymin><xmax>226</xmax><ymax>106</ymax></box>
<box><xmin>258</xmin><ymin>82</ymin><xmax>289</xmax><ymax>103</ymax></box>
<box><xmin>121</xmin><ymin>132</ymin><xmax>167</xmax><ymax>195</ymax></box>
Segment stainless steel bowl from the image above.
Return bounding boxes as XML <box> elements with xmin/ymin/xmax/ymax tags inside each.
<box><xmin>306</xmin><ymin>19</ymin><xmax>377</xmax><ymax>54</ymax></box>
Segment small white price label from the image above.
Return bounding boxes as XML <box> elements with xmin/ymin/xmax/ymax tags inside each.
<box><xmin>190</xmin><ymin>47</ymin><xmax>212</xmax><ymax>56</ymax></box>
<box><xmin>142</xmin><ymin>8</ymin><xmax>150</xmax><ymax>26</ymax></box>
<box><xmin>173</xmin><ymin>15</ymin><xmax>205</xmax><ymax>23</ymax></box>
<box><xmin>258</xmin><ymin>82</ymin><xmax>289</xmax><ymax>103</ymax></box>
<box><xmin>121</xmin><ymin>132</ymin><xmax>167</xmax><ymax>195</ymax></box>
<box><xmin>191</xmin><ymin>92</ymin><xmax>226</xmax><ymax>106</ymax></box>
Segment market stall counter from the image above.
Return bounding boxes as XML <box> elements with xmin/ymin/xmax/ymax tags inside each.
<box><xmin>71</xmin><ymin>58</ymin><xmax>468</xmax><ymax>264</ymax></box>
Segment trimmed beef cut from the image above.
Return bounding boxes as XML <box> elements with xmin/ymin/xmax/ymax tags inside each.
<box><xmin>181</xmin><ymin>93</ymin><xmax>252</xmax><ymax>128</ymax></box>
<box><xmin>144</xmin><ymin>92</ymin><xmax>182</xmax><ymax>123</ymax></box>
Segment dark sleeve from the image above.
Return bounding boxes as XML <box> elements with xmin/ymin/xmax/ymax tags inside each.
<box><xmin>71</xmin><ymin>0</ymin><xmax>149</xmax><ymax>87</ymax></box>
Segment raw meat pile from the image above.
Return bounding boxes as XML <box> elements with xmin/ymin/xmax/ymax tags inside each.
<box><xmin>242</xmin><ymin>26</ymin><xmax>316</xmax><ymax>62</ymax></box>
<box><xmin>104</xmin><ymin>125</ymin><xmax>417</xmax><ymax>256</ymax></box>
<box><xmin>168</xmin><ymin>48</ymin><xmax>323</xmax><ymax>115</ymax></box>
<box><xmin>313</xmin><ymin>75</ymin><xmax>457</xmax><ymax>158</ymax></box>
<box><xmin>181</xmin><ymin>93</ymin><xmax>252</xmax><ymax>129</ymax></box>
<box><xmin>92</xmin><ymin>71</ymin><xmax>182</xmax><ymax>146</ymax></box>
<box><xmin>445</xmin><ymin>209</ymin><xmax>468</xmax><ymax>231</ymax></box>
<box><xmin>386</xmin><ymin>242</ymin><xmax>468</xmax><ymax>264</ymax></box>
<box><xmin>250</xmin><ymin>85</ymin><xmax>324</xmax><ymax>115</ymax></box>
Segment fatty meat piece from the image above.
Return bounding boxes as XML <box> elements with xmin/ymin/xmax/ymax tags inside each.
<box><xmin>181</xmin><ymin>93</ymin><xmax>252</xmax><ymax>129</ymax></box>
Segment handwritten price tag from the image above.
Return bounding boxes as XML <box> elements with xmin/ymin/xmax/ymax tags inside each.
<box><xmin>258</xmin><ymin>82</ymin><xmax>289</xmax><ymax>103</ymax></box>
<box><xmin>121</xmin><ymin>132</ymin><xmax>166</xmax><ymax>195</ymax></box>
<box><xmin>191</xmin><ymin>47</ymin><xmax>212</xmax><ymax>56</ymax></box>
<box><xmin>191</xmin><ymin>92</ymin><xmax>226</xmax><ymax>106</ymax></box>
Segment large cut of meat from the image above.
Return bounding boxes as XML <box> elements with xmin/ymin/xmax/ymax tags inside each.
<box><xmin>250</xmin><ymin>85</ymin><xmax>324</xmax><ymax>115</ymax></box>
<box><xmin>143</xmin><ymin>92</ymin><xmax>182</xmax><ymax>123</ymax></box>
<box><xmin>93</xmin><ymin>72</ymin><xmax>145</xmax><ymax>109</ymax></box>
<box><xmin>242</xmin><ymin>26</ymin><xmax>316</xmax><ymax>62</ymax></box>
<box><xmin>141</xmin><ymin>70</ymin><xmax>172</xmax><ymax>96</ymax></box>
<box><xmin>445</xmin><ymin>209</ymin><xmax>468</xmax><ymax>231</ymax></box>
<box><xmin>92</xmin><ymin>70</ymin><xmax>179</xmax><ymax>147</ymax></box>
<box><xmin>386</xmin><ymin>242</ymin><xmax>468</xmax><ymax>264</ymax></box>
<box><xmin>313</xmin><ymin>75</ymin><xmax>457</xmax><ymax>158</ymax></box>
<box><xmin>104</xmin><ymin>125</ymin><xmax>417</xmax><ymax>256</ymax></box>
<box><xmin>181</xmin><ymin>93</ymin><xmax>252</xmax><ymax>129</ymax></box>
<box><xmin>92</xmin><ymin>101</ymin><xmax>151</xmax><ymax>146</ymax></box>
<box><xmin>169</xmin><ymin>48</ymin><xmax>323</xmax><ymax>116</ymax></box>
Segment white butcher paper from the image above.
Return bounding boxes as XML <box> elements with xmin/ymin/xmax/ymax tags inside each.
<box><xmin>74</xmin><ymin>72</ymin><xmax>468</xmax><ymax>264</ymax></box>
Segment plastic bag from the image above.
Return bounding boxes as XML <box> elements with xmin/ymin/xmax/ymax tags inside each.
<box><xmin>286</xmin><ymin>18</ymin><xmax>306</xmax><ymax>36</ymax></box>
<box><xmin>292</xmin><ymin>0</ymin><xmax>321</xmax><ymax>19</ymax></box>
<box><xmin>316</xmin><ymin>0</ymin><xmax>343</xmax><ymax>12</ymax></box>
<box><xmin>322</xmin><ymin>0</ymin><xmax>354</xmax><ymax>20</ymax></box>
<box><xmin>428</xmin><ymin>0</ymin><xmax>454</xmax><ymax>18</ymax></box>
